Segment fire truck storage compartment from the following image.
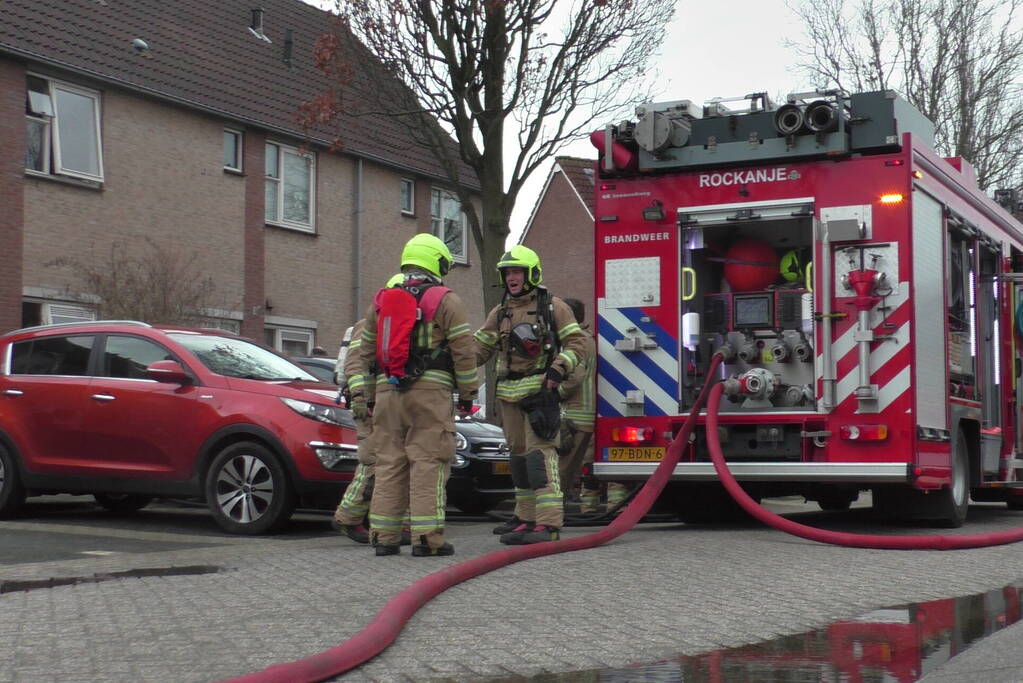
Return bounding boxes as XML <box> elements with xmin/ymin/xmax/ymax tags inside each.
<box><xmin>680</xmin><ymin>198</ymin><xmax>816</xmax><ymax>414</ymax></box>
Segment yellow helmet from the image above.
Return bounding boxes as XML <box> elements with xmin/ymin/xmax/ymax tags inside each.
<box><xmin>497</xmin><ymin>245</ymin><xmax>543</xmax><ymax>288</ymax></box>
<box><xmin>780</xmin><ymin>249</ymin><xmax>802</xmax><ymax>283</ymax></box>
<box><xmin>401</xmin><ymin>233</ymin><xmax>452</xmax><ymax>278</ymax></box>
<box><xmin>385</xmin><ymin>273</ymin><xmax>404</xmax><ymax>288</ymax></box>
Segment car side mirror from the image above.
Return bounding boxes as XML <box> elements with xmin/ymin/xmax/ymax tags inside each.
<box><xmin>146</xmin><ymin>360</ymin><xmax>192</xmax><ymax>385</ymax></box>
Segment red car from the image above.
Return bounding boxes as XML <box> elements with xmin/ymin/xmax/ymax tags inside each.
<box><xmin>0</xmin><ymin>321</ymin><xmax>358</xmax><ymax>534</ymax></box>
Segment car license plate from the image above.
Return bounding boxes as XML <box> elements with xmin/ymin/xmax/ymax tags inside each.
<box><xmin>608</xmin><ymin>446</ymin><xmax>665</xmax><ymax>462</ymax></box>
<box><xmin>493</xmin><ymin>462</ymin><xmax>510</xmax><ymax>474</ymax></box>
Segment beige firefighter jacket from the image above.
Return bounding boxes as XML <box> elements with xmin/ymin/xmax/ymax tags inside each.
<box><xmin>357</xmin><ymin>285</ymin><xmax>478</xmax><ymax>400</ymax></box>
<box><xmin>474</xmin><ymin>287</ymin><xmax>587</xmax><ymax>403</ymax></box>
<box><xmin>557</xmin><ymin>324</ymin><xmax>595</xmax><ymax>432</ymax></box>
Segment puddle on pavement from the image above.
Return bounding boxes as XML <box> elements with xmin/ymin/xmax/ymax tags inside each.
<box><xmin>0</xmin><ymin>565</ymin><xmax>225</xmax><ymax>594</ymax></box>
<box><xmin>526</xmin><ymin>582</ymin><xmax>1023</xmax><ymax>682</ymax></box>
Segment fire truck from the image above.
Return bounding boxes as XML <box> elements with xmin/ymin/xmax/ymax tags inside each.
<box><xmin>589</xmin><ymin>89</ymin><xmax>1023</xmax><ymax>526</ymax></box>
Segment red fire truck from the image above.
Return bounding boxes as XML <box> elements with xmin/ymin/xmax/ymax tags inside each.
<box><xmin>589</xmin><ymin>89</ymin><xmax>1023</xmax><ymax>526</ymax></box>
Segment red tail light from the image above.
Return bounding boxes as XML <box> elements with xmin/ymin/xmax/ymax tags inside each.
<box><xmin>611</xmin><ymin>426</ymin><xmax>654</xmax><ymax>444</ymax></box>
<box><xmin>840</xmin><ymin>424</ymin><xmax>888</xmax><ymax>441</ymax></box>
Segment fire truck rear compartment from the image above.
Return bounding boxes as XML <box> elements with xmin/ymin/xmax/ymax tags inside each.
<box><xmin>681</xmin><ymin>211</ymin><xmax>816</xmax><ymax>414</ymax></box>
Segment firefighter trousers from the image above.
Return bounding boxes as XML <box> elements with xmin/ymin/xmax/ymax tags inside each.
<box><xmin>558</xmin><ymin>424</ymin><xmax>592</xmax><ymax>501</ymax></box>
<box><xmin>499</xmin><ymin>398</ymin><xmax>564</xmax><ymax>528</ymax></box>
<box><xmin>334</xmin><ymin>416</ymin><xmax>376</xmax><ymax>526</ymax></box>
<box><xmin>369</xmin><ymin>386</ymin><xmax>454</xmax><ymax>548</ymax></box>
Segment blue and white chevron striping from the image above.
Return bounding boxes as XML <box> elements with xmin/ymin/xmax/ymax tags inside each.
<box><xmin>597</xmin><ymin>298</ymin><xmax>679</xmax><ymax>417</ymax></box>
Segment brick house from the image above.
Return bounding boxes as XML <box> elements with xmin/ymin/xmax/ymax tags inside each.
<box><xmin>520</xmin><ymin>156</ymin><xmax>596</xmax><ymax>325</ymax></box>
<box><xmin>0</xmin><ymin>0</ymin><xmax>484</xmax><ymax>356</ymax></box>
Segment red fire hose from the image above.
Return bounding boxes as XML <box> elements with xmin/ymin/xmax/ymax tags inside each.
<box><xmin>229</xmin><ymin>354</ymin><xmax>1023</xmax><ymax>682</ymax></box>
<box><xmin>703</xmin><ymin>380</ymin><xmax>1023</xmax><ymax>550</ymax></box>
<box><xmin>227</xmin><ymin>358</ymin><xmax>724</xmax><ymax>683</ymax></box>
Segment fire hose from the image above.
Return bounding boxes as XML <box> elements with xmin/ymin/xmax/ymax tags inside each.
<box><xmin>229</xmin><ymin>351</ymin><xmax>1023</xmax><ymax>682</ymax></box>
<box><xmin>228</xmin><ymin>357</ymin><xmax>723</xmax><ymax>683</ymax></box>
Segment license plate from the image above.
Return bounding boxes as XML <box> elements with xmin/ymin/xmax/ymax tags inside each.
<box><xmin>608</xmin><ymin>446</ymin><xmax>665</xmax><ymax>462</ymax></box>
<box><xmin>493</xmin><ymin>462</ymin><xmax>511</xmax><ymax>474</ymax></box>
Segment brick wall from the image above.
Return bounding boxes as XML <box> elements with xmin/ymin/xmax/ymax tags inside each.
<box><xmin>0</xmin><ymin>58</ymin><xmax>25</xmax><ymax>333</ymax></box>
<box><xmin>23</xmin><ymin>84</ymin><xmax>247</xmax><ymax>323</ymax></box>
<box><xmin>14</xmin><ymin>63</ymin><xmax>486</xmax><ymax>356</ymax></box>
<box><xmin>522</xmin><ymin>171</ymin><xmax>595</xmax><ymax>326</ymax></box>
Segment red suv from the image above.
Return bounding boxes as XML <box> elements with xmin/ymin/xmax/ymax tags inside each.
<box><xmin>0</xmin><ymin>321</ymin><xmax>358</xmax><ymax>534</ymax></box>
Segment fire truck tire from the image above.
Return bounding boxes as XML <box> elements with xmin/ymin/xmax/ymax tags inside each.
<box><xmin>934</xmin><ymin>430</ymin><xmax>970</xmax><ymax>528</ymax></box>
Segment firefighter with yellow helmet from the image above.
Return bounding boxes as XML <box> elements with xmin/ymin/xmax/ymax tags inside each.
<box><xmin>332</xmin><ymin>274</ymin><xmax>405</xmax><ymax>544</ymax></box>
<box><xmin>474</xmin><ymin>245</ymin><xmax>587</xmax><ymax>544</ymax></box>
<box><xmin>358</xmin><ymin>234</ymin><xmax>478</xmax><ymax>556</ymax></box>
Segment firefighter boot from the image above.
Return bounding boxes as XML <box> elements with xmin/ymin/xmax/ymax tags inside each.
<box><xmin>520</xmin><ymin>525</ymin><xmax>560</xmax><ymax>544</ymax></box>
<box><xmin>411</xmin><ymin>535</ymin><xmax>455</xmax><ymax>557</ymax></box>
<box><xmin>499</xmin><ymin>522</ymin><xmax>535</xmax><ymax>545</ymax></box>
<box><xmin>335</xmin><ymin>523</ymin><xmax>370</xmax><ymax>544</ymax></box>
<box><xmin>372</xmin><ymin>532</ymin><xmax>400</xmax><ymax>556</ymax></box>
<box><xmin>492</xmin><ymin>515</ymin><xmax>530</xmax><ymax>535</ymax></box>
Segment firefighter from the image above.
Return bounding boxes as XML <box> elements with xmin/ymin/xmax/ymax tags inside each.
<box><xmin>359</xmin><ymin>234</ymin><xmax>478</xmax><ymax>557</ymax></box>
<box><xmin>332</xmin><ymin>275</ymin><xmax>411</xmax><ymax>545</ymax></box>
<box><xmin>556</xmin><ymin>298</ymin><xmax>595</xmax><ymax>502</ymax></box>
<box><xmin>475</xmin><ymin>245</ymin><xmax>587</xmax><ymax>544</ymax></box>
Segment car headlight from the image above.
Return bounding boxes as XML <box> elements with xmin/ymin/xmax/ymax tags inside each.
<box><xmin>280</xmin><ymin>398</ymin><xmax>356</xmax><ymax>428</ymax></box>
<box><xmin>454</xmin><ymin>431</ymin><xmax>469</xmax><ymax>452</ymax></box>
<box><xmin>451</xmin><ymin>452</ymin><xmax>468</xmax><ymax>468</ymax></box>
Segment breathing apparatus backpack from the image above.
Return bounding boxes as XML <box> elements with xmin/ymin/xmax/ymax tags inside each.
<box><xmin>374</xmin><ymin>279</ymin><xmax>451</xmax><ymax>390</ymax></box>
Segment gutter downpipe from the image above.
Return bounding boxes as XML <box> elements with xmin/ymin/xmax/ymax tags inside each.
<box><xmin>353</xmin><ymin>158</ymin><xmax>363</xmax><ymax>319</ymax></box>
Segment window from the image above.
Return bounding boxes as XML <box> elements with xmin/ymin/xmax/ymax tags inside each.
<box><xmin>25</xmin><ymin>75</ymin><xmax>103</xmax><ymax>182</ymax></box>
<box><xmin>224</xmin><ymin>129</ymin><xmax>243</xmax><ymax>172</ymax></box>
<box><xmin>22</xmin><ymin>301</ymin><xmax>95</xmax><ymax>327</ymax></box>
<box><xmin>11</xmin><ymin>335</ymin><xmax>94</xmax><ymax>376</ymax></box>
<box><xmin>265</xmin><ymin>327</ymin><xmax>313</xmax><ymax>356</ymax></box>
<box><xmin>265</xmin><ymin>141</ymin><xmax>315</xmax><ymax>231</ymax></box>
<box><xmin>101</xmin><ymin>336</ymin><xmax>174</xmax><ymax>379</ymax></box>
<box><xmin>431</xmin><ymin>188</ymin><xmax>467</xmax><ymax>263</ymax></box>
<box><xmin>400</xmin><ymin>178</ymin><xmax>415</xmax><ymax>215</ymax></box>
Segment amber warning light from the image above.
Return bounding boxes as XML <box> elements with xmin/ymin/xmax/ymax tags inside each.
<box><xmin>879</xmin><ymin>193</ymin><xmax>904</xmax><ymax>205</ymax></box>
<box><xmin>611</xmin><ymin>426</ymin><xmax>654</xmax><ymax>444</ymax></box>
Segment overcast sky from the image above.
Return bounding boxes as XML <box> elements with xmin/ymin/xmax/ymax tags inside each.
<box><xmin>300</xmin><ymin>0</ymin><xmax>812</xmax><ymax>244</ymax></box>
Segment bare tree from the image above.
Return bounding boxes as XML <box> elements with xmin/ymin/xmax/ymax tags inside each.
<box><xmin>310</xmin><ymin>0</ymin><xmax>674</xmax><ymax>315</ymax></box>
<box><xmin>789</xmin><ymin>0</ymin><xmax>1023</xmax><ymax>191</ymax></box>
<box><xmin>48</xmin><ymin>238</ymin><xmax>224</xmax><ymax>326</ymax></box>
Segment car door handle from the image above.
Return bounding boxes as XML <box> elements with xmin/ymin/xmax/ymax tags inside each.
<box><xmin>3</xmin><ymin>389</ymin><xmax>23</xmax><ymax>396</ymax></box>
<box><xmin>91</xmin><ymin>394</ymin><xmax>116</xmax><ymax>402</ymax></box>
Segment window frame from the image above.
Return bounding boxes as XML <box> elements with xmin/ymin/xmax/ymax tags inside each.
<box><xmin>25</xmin><ymin>73</ymin><xmax>104</xmax><ymax>182</ymax></box>
<box><xmin>223</xmin><ymin>128</ymin><xmax>244</xmax><ymax>173</ymax></box>
<box><xmin>265</xmin><ymin>140</ymin><xmax>316</xmax><ymax>232</ymax></box>
<box><xmin>264</xmin><ymin>326</ymin><xmax>313</xmax><ymax>356</ymax></box>
<box><xmin>430</xmin><ymin>187</ymin><xmax>468</xmax><ymax>265</ymax></box>
<box><xmin>400</xmin><ymin>177</ymin><xmax>415</xmax><ymax>216</ymax></box>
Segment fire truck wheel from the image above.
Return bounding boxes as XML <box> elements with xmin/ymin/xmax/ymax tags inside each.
<box><xmin>934</xmin><ymin>430</ymin><xmax>970</xmax><ymax>528</ymax></box>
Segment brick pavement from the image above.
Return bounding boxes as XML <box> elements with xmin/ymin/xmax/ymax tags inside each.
<box><xmin>3</xmin><ymin>504</ymin><xmax>1023</xmax><ymax>681</ymax></box>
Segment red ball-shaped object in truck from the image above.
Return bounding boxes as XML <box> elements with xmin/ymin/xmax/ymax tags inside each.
<box><xmin>723</xmin><ymin>239</ymin><xmax>778</xmax><ymax>291</ymax></box>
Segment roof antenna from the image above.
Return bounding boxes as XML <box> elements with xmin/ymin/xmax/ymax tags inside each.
<box><xmin>283</xmin><ymin>28</ymin><xmax>293</xmax><ymax>67</ymax></box>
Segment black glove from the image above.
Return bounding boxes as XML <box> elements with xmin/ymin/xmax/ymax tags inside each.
<box><xmin>544</xmin><ymin>366</ymin><xmax>563</xmax><ymax>388</ymax></box>
<box><xmin>457</xmin><ymin>399</ymin><xmax>474</xmax><ymax>417</ymax></box>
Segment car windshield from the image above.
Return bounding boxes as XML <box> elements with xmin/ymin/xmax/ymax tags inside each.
<box><xmin>169</xmin><ymin>333</ymin><xmax>318</xmax><ymax>381</ymax></box>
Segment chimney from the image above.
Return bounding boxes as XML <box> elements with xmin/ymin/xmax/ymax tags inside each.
<box><xmin>251</xmin><ymin>8</ymin><xmax>264</xmax><ymax>33</ymax></box>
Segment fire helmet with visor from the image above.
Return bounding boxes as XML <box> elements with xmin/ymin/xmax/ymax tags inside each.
<box><xmin>497</xmin><ymin>245</ymin><xmax>543</xmax><ymax>290</ymax></box>
<box><xmin>401</xmin><ymin>233</ymin><xmax>452</xmax><ymax>278</ymax></box>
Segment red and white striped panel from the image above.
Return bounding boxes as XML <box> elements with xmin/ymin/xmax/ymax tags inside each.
<box><xmin>817</xmin><ymin>282</ymin><xmax>913</xmax><ymax>415</ymax></box>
